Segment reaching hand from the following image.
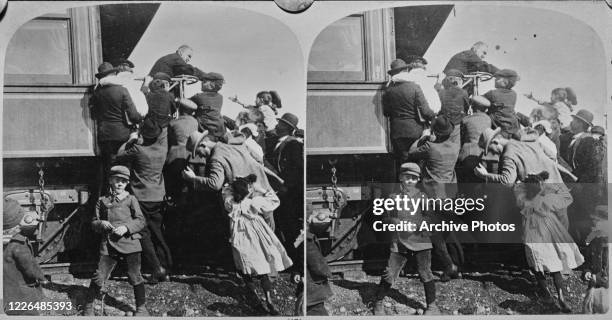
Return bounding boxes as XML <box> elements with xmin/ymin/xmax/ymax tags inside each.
<box><xmin>140</xmin><ymin>84</ymin><xmax>150</xmax><ymax>95</ymax></box>
<box><xmin>292</xmin><ymin>274</ymin><xmax>301</xmax><ymax>284</ymax></box>
<box><xmin>113</xmin><ymin>225</ymin><xmax>128</xmax><ymax>236</ymax></box>
<box><xmin>182</xmin><ymin>167</ymin><xmax>196</xmax><ymax>181</ymax></box>
<box><xmin>524</xmin><ymin>92</ymin><xmax>534</xmax><ymax>100</ymax></box>
<box><xmin>474</xmin><ymin>163</ymin><xmax>489</xmax><ymax>177</ymax></box>
<box><xmin>100</xmin><ymin>220</ymin><xmax>114</xmax><ymax>231</ymax></box>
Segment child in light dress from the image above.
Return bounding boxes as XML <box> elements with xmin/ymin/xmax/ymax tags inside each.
<box><xmin>223</xmin><ymin>174</ymin><xmax>292</xmax><ymax>315</ymax></box>
<box><xmin>513</xmin><ymin>171</ymin><xmax>584</xmax><ymax>313</ymax></box>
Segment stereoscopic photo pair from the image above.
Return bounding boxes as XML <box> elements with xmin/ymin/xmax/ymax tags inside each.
<box><xmin>1</xmin><ymin>1</ymin><xmax>609</xmax><ymax>317</ymax></box>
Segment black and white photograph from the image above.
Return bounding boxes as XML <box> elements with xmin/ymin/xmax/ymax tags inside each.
<box><xmin>305</xmin><ymin>2</ymin><xmax>610</xmax><ymax>316</ymax></box>
<box><xmin>1</xmin><ymin>0</ymin><xmax>611</xmax><ymax>319</ymax></box>
<box><xmin>2</xmin><ymin>2</ymin><xmax>305</xmax><ymax>316</ymax></box>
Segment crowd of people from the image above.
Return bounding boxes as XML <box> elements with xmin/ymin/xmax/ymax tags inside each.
<box><xmin>322</xmin><ymin>41</ymin><xmax>607</xmax><ymax>315</ymax></box>
<box><xmin>3</xmin><ymin>44</ymin><xmax>304</xmax><ymax>316</ymax></box>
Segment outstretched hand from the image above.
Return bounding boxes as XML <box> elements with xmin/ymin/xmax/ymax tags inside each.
<box><xmin>182</xmin><ymin>167</ymin><xmax>196</xmax><ymax>181</ymax></box>
<box><xmin>474</xmin><ymin>163</ymin><xmax>489</xmax><ymax>177</ymax></box>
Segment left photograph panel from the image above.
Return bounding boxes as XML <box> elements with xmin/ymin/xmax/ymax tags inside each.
<box><xmin>2</xmin><ymin>3</ymin><xmax>304</xmax><ymax>316</ymax></box>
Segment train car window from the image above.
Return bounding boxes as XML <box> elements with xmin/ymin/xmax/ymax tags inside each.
<box><xmin>5</xmin><ymin>18</ymin><xmax>73</xmax><ymax>85</ymax></box>
<box><xmin>308</xmin><ymin>15</ymin><xmax>366</xmax><ymax>81</ymax></box>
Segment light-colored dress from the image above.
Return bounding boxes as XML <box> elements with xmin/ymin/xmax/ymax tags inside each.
<box><xmin>259</xmin><ymin>105</ymin><xmax>278</xmax><ymax>131</ymax></box>
<box><xmin>224</xmin><ymin>189</ymin><xmax>292</xmax><ymax>275</ymax></box>
<box><xmin>514</xmin><ymin>183</ymin><xmax>584</xmax><ymax>273</ymax></box>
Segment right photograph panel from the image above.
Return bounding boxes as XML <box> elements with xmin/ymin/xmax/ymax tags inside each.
<box><xmin>305</xmin><ymin>4</ymin><xmax>608</xmax><ymax>316</ymax></box>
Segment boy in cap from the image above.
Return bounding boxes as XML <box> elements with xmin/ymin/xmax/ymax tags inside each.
<box><xmin>3</xmin><ymin>198</ymin><xmax>47</xmax><ymax>315</ymax></box>
<box><xmin>438</xmin><ymin>69</ymin><xmax>470</xmax><ymax>129</ymax></box>
<box><xmin>190</xmin><ymin>72</ymin><xmax>227</xmax><ymax>140</ymax></box>
<box><xmin>373</xmin><ymin>162</ymin><xmax>440</xmax><ymax>315</ymax></box>
<box><xmin>484</xmin><ymin>69</ymin><xmax>521</xmax><ymax>138</ymax></box>
<box><xmin>84</xmin><ymin>166</ymin><xmax>148</xmax><ymax>316</ymax></box>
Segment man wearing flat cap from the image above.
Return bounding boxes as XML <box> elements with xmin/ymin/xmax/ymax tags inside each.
<box><xmin>383</xmin><ymin>58</ymin><xmax>436</xmax><ymax>163</ymax></box>
<box><xmin>269</xmin><ymin>113</ymin><xmax>304</xmax><ymax>267</ymax></box>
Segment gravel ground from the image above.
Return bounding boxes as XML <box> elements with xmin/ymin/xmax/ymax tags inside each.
<box><xmin>39</xmin><ymin>270</ymin><xmax>299</xmax><ymax>317</ymax></box>
<box><xmin>326</xmin><ymin>268</ymin><xmax>589</xmax><ymax>316</ymax></box>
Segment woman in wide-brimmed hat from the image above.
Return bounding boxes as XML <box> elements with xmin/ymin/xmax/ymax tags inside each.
<box><xmin>383</xmin><ymin>58</ymin><xmax>436</xmax><ymax>162</ymax></box>
<box><xmin>91</xmin><ymin>62</ymin><xmax>144</xmax><ymax>192</ymax></box>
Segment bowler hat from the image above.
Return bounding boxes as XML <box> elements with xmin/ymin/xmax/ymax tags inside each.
<box><xmin>141</xmin><ymin>118</ymin><xmax>162</xmax><ymax>141</ymax></box>
<box><xmin>387</xmin><ymin>59</ymin><xmax>409</xmax><ymax>75</ymax></box>
<box><xmin>109</xmin><ymin>165</ymin><xmax>130</xmax><ymax>180</ymax></box>
<box><xmin>399</xmin><ymin>162</ymin><xmax>421</xmax><ymax>177</ymax></box>
<box><xmin>445</xmin><ymin>69</ymin><xmax>464</xmax><ymax>78</ymax></box>
<box><xmin>571</xmin><ymin>109</ymin><xmax>594</xmax><ymax>127</ymax></box>
<box><xmin>431</xmin><ymin>115</ymin><xmax>454</xmax><ymax>137</ymax></box>
<box><xmin>494</xmin><ymin>69</ymin><xmax>519</xmax><ymax>81</ymax></box>
<box><xmin>153</xmin><ymin>72</ymin><xmax>171</xmax><ymax>82</ymax></box>
<box><xmin>478</xmin><ymin>127</ymin><xmax>502</xmax><ymax>154</ymax></box>
<box><xmin>95</xmin><ymin>62</ymin><xmax>118</xmax><ymax>79</ymax></box>
<box><xmin>277</xmin><ymin>113</ymin><xmax>299</xmax><ymax>130</ymax></box>
<box><xmin>3</xmin><ymin>198</ymin><xmax>25</xmax><ymax>230</ymax></box>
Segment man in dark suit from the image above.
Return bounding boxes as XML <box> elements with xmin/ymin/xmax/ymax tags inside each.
<box><xmin>444</xmin><ymin>42</ymin><xmax>499</xmax><ymax>96</ymax></box>
<box><xmin>383</xmin><ymin>59</ymin><xmax>436</xmax><ymax>162</ymax></box>
<box><xmin>444</xmin><ymin>42</ymin><xmax>499</xmax><ymax>75</ymax></box>
<box><xmin>270</xmin><ymin>113</ymin><xmax>304</xmax><ymax>267</ymax></box>
<box><xmin>141</xmin><ymin>45</ymin><xmax>204</xmax><ymax>95</ymax></box>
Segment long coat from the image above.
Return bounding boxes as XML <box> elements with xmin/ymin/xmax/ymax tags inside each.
<box><xmin>190</xmin><ymin>142</ymin><xmax>273</xmax><ymax>192</ymax></box>
<box><xmin>486</xmin><ymin>139</ymin><xmax>564</xmax><ymax>185</ymax></box>
<box><xmin>3</xmin><ymin>234</ymin><xmax>46</xmax><ymax>315</ymax></box>
<box><xmin>167</xmin><ymin>114</ymin><xmax>199</xmax><ymax>165</ymax></box>
<box><xmin>387</xmin><ymin>189</ymin><xmax>432</xmax><ymax>252</ymax></box>
<box><xmin>407</xmin><ymin>138</ymin><xmax>460</xmax><ymax>184</ymax></box>
<box><xmin>91</xmin><ymin>83</ymin><xmax>143</xmax><ymax>142</ymax></box>
<box><xmin>117</xmin><ymin>129</ymin><xmax>168</xmax><ymax>202</ymax></box>
<box><xmin>92</xmin><ymin>194</ymin><xmax>146</xmax><ymax>254</ymax></box>
<box><xmin>382</xmin><ymin>81</ymin><xmax>435</xmax><ymax>140</ymax></box>
<box><xmin>459</xmin><ymin>112</ymin><xmax>492</xmax><ymax>161</ymax></box>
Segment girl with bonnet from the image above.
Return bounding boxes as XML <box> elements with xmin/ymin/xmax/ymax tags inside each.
<box><xmin>223</xmin><ymin>174</ymin><xmax>292</xmax><ymax>315</ymax></box>
<box><xmin>513</xmin><ymin>171</ymin><xmax>583</xmax><ymax>313</ymax></box>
